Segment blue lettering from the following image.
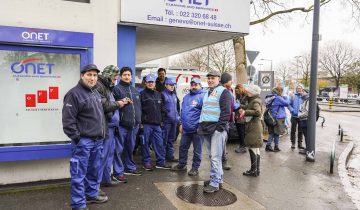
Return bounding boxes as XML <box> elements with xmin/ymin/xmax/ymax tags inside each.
<box><xmin>37</xmin><ymin>63</ymin><xmax>45</xmax><ymax>74</ymax></box>
<box><xmin>25</xmin><ymin>63</ymin><xmax>36</xmax><ymax>74</ymax></box>
<box><xmin>11</xmin><ymin>62</ymin><xmax>24</xmax><ymax>73</ymax></box>
<box><xmin>167</xmin><ymin>0</ymin><xmax>209</xmax><ymax>6</ymax></box>
<box><xmin>10</xmin><ymin>62</ymin><xmax>55</xmax><ymax>75</ymax></box>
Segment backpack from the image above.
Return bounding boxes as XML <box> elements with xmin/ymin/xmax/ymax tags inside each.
<box><xmin>263</xmin><ymin>108</ymin><xmax>277</xmax><ymax>126</ymax></box>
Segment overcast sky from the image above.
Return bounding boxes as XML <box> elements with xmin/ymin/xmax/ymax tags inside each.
<box><xmin>246</xmin><ymin>1</ymin><xmax>360</xmax><ymax>71</ymax></box>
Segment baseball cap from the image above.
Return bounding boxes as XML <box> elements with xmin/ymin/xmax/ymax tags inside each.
<box><xmin>81</xmin><ymin>64</ymin><xmax>100</xmax><ymax>74</ymax></box>
<box><xmin>206</xmin><ymin>70</ymin><xmax>221</xmax><ymax>77</ymax></box>
<box><xmin>145</xmin><ymin>74</ymin><xmax>157</xmax><ymax>82</ymax></box>
<box><xmin>165</xmin><ymin>78</ymin><xmax>176</xmax><ymax>85</ymax></box>
<box><xmin>190</xmin><ymin>78</ymin><xmax>201</xmax><ymax>84</ymax></box>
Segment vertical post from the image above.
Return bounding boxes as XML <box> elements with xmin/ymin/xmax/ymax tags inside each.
<box><xmin>306</xmin><ymin>0</ymin><xmax>320</xmax><ymax>162</ymax></box>
<box><xmin>270</xmin><ymin>60</ymin><xmax>273</xmax><ymax>72</ymax></box>
<box><xmin>117</xmin><ymin>25</ymin><xmax>136</xmax><ymax>84</ymax></box>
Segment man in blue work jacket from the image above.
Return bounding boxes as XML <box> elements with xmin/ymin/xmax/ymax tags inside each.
<box><xmin>198</xmin><ymin>70</ymin><xmax>232</xmax><ymax>193</ymax></box>
<box><xmin>161</xmin><ymin>78</ymin><xmax>180</xmax><ymax>162</ymax></box>
<box><xmin>288</xmin><ymin>84</ymin><xmax>304</xmax><ymax>149</ymax></box>
<box><xmin>113</xmin><ymin>67</ymin><xmax>142</xmax><ymax>178</ymax></box>
<box><xmin>140</xmin><ymin>74</ymin><xmax>171</xmax><ymax>170</ymax></box>
<box><xmin>171</xmin><ymin>78</ymin><xmax>205</xmax><ymax>176</ymax></box>
<box><xmin>62</xmin><ymin>64</ymin><xmax>108</xmax><ymax>210</ymax></box>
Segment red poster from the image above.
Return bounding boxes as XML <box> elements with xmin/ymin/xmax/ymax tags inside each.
<box><xmin>25</xmin><ymin>94</ymin><xmax>36</xmax><ymax>107</ymax></box>
<box><xmin>49</xmin><ymin>86</ymin><xmax>59</xmax><ymax>99</ymax></box>
<box><xmin>37</xmin><ymin>90</ymin><xmax>47</xmax><ymax>103</ymax></box>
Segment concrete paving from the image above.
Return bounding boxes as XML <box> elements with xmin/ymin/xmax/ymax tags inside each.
<box><xmin>0</xmin><ymin>114</ymin><xmax>357</xmax><ymax>210</ymax></box>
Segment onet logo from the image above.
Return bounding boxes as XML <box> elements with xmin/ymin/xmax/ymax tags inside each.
<box><xmin>21</xmin><ymin>31</ymin><xmax>50</xmax><ymax>41</ymax></box>
<box><xmin>167</xmin><ymin>0</ymin><xmax>209</xmax><ymax>6</ymax></box>
<box><xmin>11</xmin><ymin>58</ymin><xmax>55</xmax><ymax>75</ymax></box>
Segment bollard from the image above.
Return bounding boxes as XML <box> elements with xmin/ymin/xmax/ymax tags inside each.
<box><xmin>340</xmin><ymin>129</ymin><xmax>344</xmax><ymax>142</ymax></box>
<box><xmin>329</xmin><ymin>98</ymin><xmax>333</xmax><ymax>109</ymax></box>
<box><xmin>338</xmin><ymin>124</ymin><xmax>341</xmax><ymax>135</ymax></box>
<box><xmin>330</xmin><ymin>140</ymin><xmax>335</xmax><ymax>174</ymax></box>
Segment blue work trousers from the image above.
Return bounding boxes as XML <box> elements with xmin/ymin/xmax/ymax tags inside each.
<box><xmin>70</xmin><ymin>137</ymin><xmax>103</xmax><ymax>209</ymax></box>
<box><xmin>141</xmin><ymin>124</ymin><xmax>165</xmax><ymax>166</ymax></box>
<box><xmin>178</xmin><ymin>132</ymin><xmax>203</xmax><ymax>170</ymax></box>
<box><xmin>163</xmin><ymin>121</ymin><xmax>177</xmax><ymax>160</ymax></box>
<box><xmin>113</xmin><ymin>127</ymin><xmax>124</xmax><ymax>176</ymax></box>
<box><xmin>98</xmin><ymin>127</ymin><xmax>116</xmax><ymax>184</ymax></box>
<box><xmin>202</xmin><ymin>130</ymin><xmax>227</xmax><ymax>188</ymax></box>
<box><xmin>118</xmin><ymin>126</ymin><xmax>139</xmax><ymax>172</ymax></box>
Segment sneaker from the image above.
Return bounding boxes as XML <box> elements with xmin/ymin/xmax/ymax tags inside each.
<box><xmin>203</xmin><ymin>180</ymin><xmax>223</xmax><ymax>188</ymax></box>
<box><xmin>166</xmin><ymin>158</ymin><xmax>179</xmax><ymax>163</ymax></box>
<box><xmin>171</xmin><ymin>164</ymin><xmax>187</xmax><ymax>171</ymax></box>
<box><xmin>86</xmin><ymin>195</ymin><xmax>108</xmax><ymax>204</ymax></box>
<box><xmin>98</xmin><ymin>189</ymin><xmax>107</xmax><ymax>196</ymax></box>
<box><xmin>155</xmin><ymin>163</ymin><xmax>172</xmax><ymax>169</ymax></box>
<box><xmin>274</xmin><ymin>145</ymin><xmax>281</xmax><ymax>152</ymax></box>
<box><xmin>111</xmin><ymin>175</ymin><xmax>127</xmax><ymax>183</ymax></box>
<box><xmin>124</xmin><ymin>170</ymin><xmax>142</xmax><ymax>176</ymax></box>
<box><xmin>142</xmin><ymin>164</ymin><xmax>154</xmax><ymax>171</ymax></box>
<box><xmin>299</xmin><ymin>149</ymin><xmax>306</xmax><ymax>155</ymax></box>
<box><xmin>235</xmin><ymin>146</ymin><xmax>247</xmax><ymax>153</ymax></box>
<box><xmin>291</xmin><ymin>142</ymin><xmax>296</xmax><ymax>149</ymax></box>
<box><xmin>203</xmin><ymin>185</ymin><xmax>219</xmax><ymax>193</ymax></box>
<box><xmin>187</xmin><ymin>168</ymin><xmax>199</xmax><ymax>176</ymax></box>
<box><xmin>100</xmin><ymin>181</ymin><xmax>117</xmax><ymax>187</ymax></box>
<box><xmin>222</xmin><ymin>161</ymin><xmax>231</xmax><ymax>170</ymax></box>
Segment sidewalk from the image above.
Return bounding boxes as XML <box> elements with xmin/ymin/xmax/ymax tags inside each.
<box><xmin>0</xmin><ymin>117</ymin><xmax>356</xmax><ymax>210</ymax></box>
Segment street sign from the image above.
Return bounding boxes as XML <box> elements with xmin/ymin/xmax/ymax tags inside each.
<box><xmin>246</xmin><ymin>50</ymin><xmax>259</xmax><ymax>64</ymax></box>
<box><xmin>258</xmin><ymin>71</ymin><xmax>274</xmax><ymax>102</ymax></box>
<box><xmin>246</xmin><ymin>65</ymin><xmax>256</xmax><ymax>77</ymax></box>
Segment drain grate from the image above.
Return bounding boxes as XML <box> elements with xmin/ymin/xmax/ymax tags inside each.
<box><xmin>176</xmin><ymin>184</ymin><xmax>237</xmax><ymax>206</ymax></box>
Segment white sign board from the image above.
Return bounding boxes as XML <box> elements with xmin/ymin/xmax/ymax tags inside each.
<box><xmin>120</xmin><ymin>0</ymin><xmax>250</xmax><ymax>33</ymax></box>
<box><xmin>339</xmin><ymin>84</ymin><xmax>348</xmax><ymax>99</ymax></box>
<box><xmin>0</xmin><ymin>50</ymin><xmax>80</xmax><ymax>145</ymax></box>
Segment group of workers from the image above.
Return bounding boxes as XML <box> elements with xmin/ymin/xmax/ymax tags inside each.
<box><xmin>62</xmin><ymin>64</ymin><xmax>264</xmax><ymax>210</ymax></box>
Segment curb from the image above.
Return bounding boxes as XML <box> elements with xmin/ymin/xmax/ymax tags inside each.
<box><xmin>338</xmin><ymin>141</ymin><xmax>358</xmax><ymax>208</ymax></box>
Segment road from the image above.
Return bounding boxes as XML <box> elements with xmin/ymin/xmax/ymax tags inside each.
<box><xmin>320</xmin><ymin>110</ymin><xmax>360</xmax><ymax>208</ymax></box>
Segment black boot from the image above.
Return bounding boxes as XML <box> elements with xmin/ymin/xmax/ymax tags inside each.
<box><xmin>256</xmin><ymin>154</ymin><xmax>260</xmax><ymax>176</ymax></box>
<box><xmin>274</xmin><ymin>145</ymin><xmax>281</xmax><ymax>152</ymax></box>
<box><xmin>265</xmin><ymin>144</ymin><xmax>273</xmax><ymax>152</ymax></box>
<box><xmin>243</xmin><ymin>150</ymin><xmax>257</xmax><ymax>177</ymax></box>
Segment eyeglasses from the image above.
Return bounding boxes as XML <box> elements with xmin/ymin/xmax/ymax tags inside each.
<box><xmin>146</xmin><ymin>81</ymin><xmax>155</xmax><ymax>83</ymax></box>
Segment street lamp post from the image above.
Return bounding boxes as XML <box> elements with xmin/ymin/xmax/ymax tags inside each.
<box><xmin>260</xmin><ymin>58</ymin><xmax>273</xmax><ymax>71</ymax></box>
<box><xmin>295</xmin><ymin>56</ymin><xmax>301</xmax><ymax>83</ymax></box>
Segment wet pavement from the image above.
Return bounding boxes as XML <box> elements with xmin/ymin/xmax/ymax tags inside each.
<box><xmin>0</xmin><ymin>112</ymin><xmax>358</xmax><ymax>210</ymax></box>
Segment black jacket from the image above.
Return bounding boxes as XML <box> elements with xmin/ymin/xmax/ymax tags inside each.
<box><xmin>96</xmin><ymin>75</ymin><xmax>120</xmax><ymax>122</ymax></box>
<box><xmin>62</xmin><ymin>80</ymin><xmax>106</xmax><ymax>142</ymax></box>
<box><xmin>113</xmin><ymin>80</ymin><xmax>142</xmax><ymax>128</ymax></box>
<box><xmin>140</xmin><ymin>88</ymin><xmax>163</xmax><ymax>125</ymax></box>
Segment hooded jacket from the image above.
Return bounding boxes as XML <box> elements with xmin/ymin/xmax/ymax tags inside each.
<box><xmin>181</xmin><ymin>88</ymin><xmax>205</xmax><ymax>133</ymax></box>
<box><xmin>265</xmin><ymin>93</ymin><xmax>289</xmax><ymax>119</ymax></box>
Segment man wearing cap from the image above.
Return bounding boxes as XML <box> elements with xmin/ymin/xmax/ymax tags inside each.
<box><xmin>96</xmin><ymin>65</ymin><xmax>129</xmax><ymax>187</ymax></box>
<box><xmin>198</xmin><ymin>70</ymin><xmax>232</xmax><ymax>193</ymax></box>
<box><xmin>140</xmin><ymin>74</ymin><xmax>171</xmax><ymax>170</ymax></box>
<box><xmin>112</xmin><ymin>67</ymin><xmax>142</xmax><ymax>179</ymax></box>
<box><xmin>171</xmin><ymin>78</ymin><xmax>205</xmax><ymax>176</ymax></box>
<box><xmin>161</xmin><ymin>78</ymin><xmax>180</xmax><ymax>162</ymax></box>
<box><xmin>62</xmin><ymin>64</ymin><xmax>108</xmax><ymax>210</ymax></box>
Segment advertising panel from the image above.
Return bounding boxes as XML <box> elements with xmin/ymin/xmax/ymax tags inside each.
<box><xmin>120</xmin><ymin>0</ymin><xmax>250</xmax><ymax>33</ymax></box>
<box><xmin>0</xmin><ymin>50</ymin><xmax>80</xmax><ymax>145</ymax></box>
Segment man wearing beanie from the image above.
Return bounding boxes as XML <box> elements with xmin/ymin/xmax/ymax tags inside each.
<box><xmin>220</xmin><ymin>72</ymin><xmax>238</xmax><ymax>170</ymax></box>
<box><xmin>199</xmin><ymin>70</ymin><xmax>232</xmax><ymax>193</ymax></box>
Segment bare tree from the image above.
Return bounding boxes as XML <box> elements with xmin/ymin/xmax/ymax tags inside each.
<box><xmin>319</xmin><ymin>40</ymin><xmax>359</xmax><ymax>88</ymax></box>
<box><xmin>294</xmin><ymin>53</ymin><xmax>311</xmax><ymax>87</ymax></box>
<box><xmin>275</xmin><ymin>62</ymin><xmax>295</xmax><ymax>85</ymax></box>
<box><xmin>208</xmin><ymin>41</ymin><xmax>235</xmax><ymax>73</ymax></box>
<box><xmin>171</xmin><ymin>48</ymin><xmax>208</xmax><ymax>71</ymax></box>
<box><xmin>233</xmin><ymin>0</ymin><xmax>360</xmax><ymax>84</ymax></box>
<box><xmin>341</xmin><ymin>60</ymin><xmax>360</xmax><ymax>93</ymax></box>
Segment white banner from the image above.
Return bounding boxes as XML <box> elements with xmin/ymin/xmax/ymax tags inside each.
<box><xmin>120</xmin><ymin>0</ymin><xmax>250</xmax><ymax>33</ymax></box>
<box><xmin>0</xmin><ymin>50</ymin><xmax>80</xmax><ymax>144</ymax></box>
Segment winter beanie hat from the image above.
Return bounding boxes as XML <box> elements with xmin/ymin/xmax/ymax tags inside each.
<box><xmin>220</xmin><ymin>72</ymin><xmax>232</xmax><ymax>84</ymax></box>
